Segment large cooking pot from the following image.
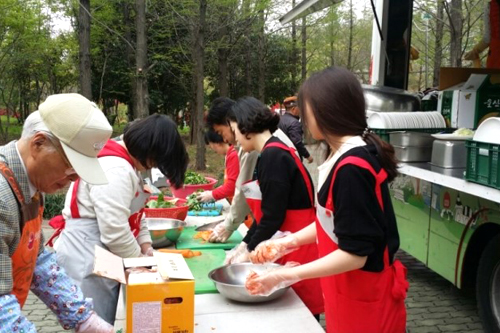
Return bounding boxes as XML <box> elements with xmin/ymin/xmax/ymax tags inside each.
<box><xmin>363</xmin><ymin>84</ymin><xmax>421</xmax><ymax>112</ymax></box>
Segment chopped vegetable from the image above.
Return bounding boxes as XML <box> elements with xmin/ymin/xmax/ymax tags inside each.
<box><xmin>193</xmin><ymin>230</ymin><xmax>213</xmax><ymax>243</ymax></box>
<box><xmin>187</xmin><ymin>190</ymin><xmax>203</xmax><ymax>211</ymax></box>
<box><xmin>184</xmin><ymin>171</ymin><xmax>209</xmax><ymax>185</ymax></box>
<box><xmin>158</xmin><ymin>249</ymin><xmax>202</xmax><ymax>258</ymax></box>
<box><xmin>146</xmin><ymin>192</ymin><xmax>180</xmax><ymax>208</ymax></box>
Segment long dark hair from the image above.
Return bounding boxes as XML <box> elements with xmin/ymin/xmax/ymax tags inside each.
<box><xmin>298</xmin><ymin>67</ymin><xmax>398</xmax><ymax>181</ymax></box>
<box><xmin>124</xmin><ymin>114</ymin><xmax>189</xmax><ymax>188</ymax></box>
<box><xmin>232</xmin><ymin>97</ymin><xmax>280</xmax><ymax>137</ymax></box>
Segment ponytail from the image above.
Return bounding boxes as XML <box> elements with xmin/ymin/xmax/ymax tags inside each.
<box><xmin>363</xmin><ymin>133</ymin><xmax>399</xmax><ymax>182</ymax></box>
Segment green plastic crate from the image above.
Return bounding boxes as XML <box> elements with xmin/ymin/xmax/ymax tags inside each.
<box><xmin>370</xmin><ymin>128</ymin><xmax>450</xmax><ymax>143</ymax></box>
<box><xmin>465</xmin><ymin>140</ymin><xmax>500</xmax><ymax>189</ymax></box>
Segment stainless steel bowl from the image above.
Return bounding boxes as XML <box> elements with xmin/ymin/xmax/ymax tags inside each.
<box><xmin>146</xmin><ymin>218</ymin><xmax>187</xmax><ymax>248</ymax></box>
<box><xmin>363</xmin><ymin>84</ymin><xmax>421</xmax><ymax>112</ymax></box>
<box><xmin>208</xmin><ymin>263</ymin><xmax>289</xmax><ymax>303</ymax></box>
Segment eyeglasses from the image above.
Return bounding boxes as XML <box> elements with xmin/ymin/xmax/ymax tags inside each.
<box><xmin>43</xmin><ymin>133</ymin><xmax>77</xmax><ymax>176</ymax></box>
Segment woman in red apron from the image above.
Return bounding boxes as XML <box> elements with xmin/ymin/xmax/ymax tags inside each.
<box><xmin>51</xmin><ymin>114</ymin><xmax>188</xmax><ymax>324</ymax></box>
<box><xmin>246</xmin><ymin>67</ymin><xmax>408</xmax><ymax>332</ymax></box>
<box><xmin>225</xmin><ymin>97</ymin><xmax>324</xmax><ymax>317</ymax></box>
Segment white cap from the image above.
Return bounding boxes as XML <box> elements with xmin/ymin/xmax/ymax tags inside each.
<box><xmin>39</xmin><ymin>93</ymin><xmax>113</xmax><ymax>185</ymax></box>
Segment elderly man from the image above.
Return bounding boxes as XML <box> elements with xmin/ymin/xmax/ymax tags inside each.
<box><xmin>0</xmin><ymin>94</ymin><xmax>113</xmax><ymax>332</ymax></box>
<box><xmin>278</xmin><ymin>96</ymin><xmax>313</xmax><ymax>163</ymax></box>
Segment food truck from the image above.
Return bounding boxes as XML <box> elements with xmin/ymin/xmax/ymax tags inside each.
<box><xmin>282</xmin><ymin>1</ymin><xmax>500</xmax><ymax>331</ymax></box>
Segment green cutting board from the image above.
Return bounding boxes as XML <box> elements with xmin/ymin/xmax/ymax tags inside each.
<box><xmin>185</xmin><ymin>249</ymin><xmax>226</xmax><ymax>294</ymax></box>
<box><xmin>176</xmin><ymin>226</ymin><xmax>243</xmax><ymax>250</ymax></box>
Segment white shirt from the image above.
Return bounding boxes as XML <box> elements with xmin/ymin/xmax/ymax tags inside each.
<box><xmin>317</xmin><ymin>136</ymin><xmax>366</xmax><ymax>190</ymax></box>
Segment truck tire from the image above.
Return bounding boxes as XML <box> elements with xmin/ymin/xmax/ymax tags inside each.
<box><xmin>477</xmin><ymin>233</ymin><xmax>500</xmax><ymax>332</ymax></box>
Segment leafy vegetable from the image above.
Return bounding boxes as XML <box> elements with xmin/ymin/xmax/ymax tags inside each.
<box><xmin>453</xmin><ymin>128</ymin><xmax>474</xmax><ymax>136</ymax></box>
<box><xmin>184</xmin><ymin>171</ymin><xmax>209</xmax><ymax>185</ymax></box>
<box><xmin>187</xmin><ymin>190</ymin><xmax>204</xmax><ymax>211</ymax></box>
<box><xmin>146</xmin><ymin>192</ymin><xmax>179</xmax><ymax>208</ymax></box>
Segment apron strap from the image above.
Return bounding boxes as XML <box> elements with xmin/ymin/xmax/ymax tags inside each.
<box><xmin>326</xmin><ymin>156</ymin><xmax>387</xmax><ymax>212</ymax></box>
<box><xmin>70</xmin><ymin>179</ymin><xmax>81</xmax><ymax>218</ymax></box>
<box><xmin>325</xmin><ymin>155</ymin><xmax>391</xmax><ymax>267</ymax></box>
<box><xmin>263</xmin><ymin>142</ymin><xmax>314</xmax><ymax>206</ymax></box>
<box><xmin>0</xmin><ymin>162</ymin><xmax>25</xmax><ymax>205</ymax></box>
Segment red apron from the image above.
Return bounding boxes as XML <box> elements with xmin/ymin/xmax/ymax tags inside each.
<box><xmin>0</xmin><ymin>163</ymin><xmax>43</xmax><ymax>307</ymax></box>
<box><xmin>488</xmin><ymin>0</ymin><xmax>500</xmax><ymax>68</ymax></box>
<box><xmin>315</xmin><ymin>156</ymin><xmax>408</xmax><ymax>333</ymax></box>
<box><xmin>242</xmin><ymin>142</ymin><xmax>324</xmax><ymax>315</ymax></box>
<box><xmin>46</xmin><ymin>140</ymin><xmax>144</xmax><ymax>246</ymax></box>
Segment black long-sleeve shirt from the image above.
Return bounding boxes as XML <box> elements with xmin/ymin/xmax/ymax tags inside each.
<box><xmin>318</xmin><ymin>145</ymin><xmax>400</xmax><ymax>272</ymax></box>
<box><xmin>278</xmin><ymin>112</ymin><xmax>311</xmax><ymax>160</ymax></box>
<box><xmin>243</xmin><ymin>137</ymin><xmax>314</xmax><ymax>251</ymax></box>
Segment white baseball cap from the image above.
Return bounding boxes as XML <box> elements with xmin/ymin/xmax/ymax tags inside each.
<box><xmin>39</xmin><ymin>93</ymin><xmax>113</xmax><ymax>185</ymax></box>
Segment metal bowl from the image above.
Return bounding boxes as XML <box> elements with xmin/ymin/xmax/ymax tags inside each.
<box><xmin>208</xmin><ymin>263</ymin><xmax>289</xmax><ymax>303</ymax></box>
<box><xmin>146</xmin><ymin>218</ymin><xmax>187</xmax><ymax>248</ymax></box>
<box><xmin>363</xmin><ymin>84</ymin><xmax>421</xmax><ymax>112</ymax></box>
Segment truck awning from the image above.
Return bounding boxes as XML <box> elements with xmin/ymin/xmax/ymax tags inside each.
<box><xmin>279</xmin><ymin>0</ymin><xmax>344</xmax><ymax>24</ymax></box>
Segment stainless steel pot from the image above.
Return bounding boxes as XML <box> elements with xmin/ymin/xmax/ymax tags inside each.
<box><xmin>390</xmin><ymin>132</ymin><xmax>435</xmax><ymax>147</ymax></box>
<box><xmin>363</xmin><ymin>84</ymin><xmax>421</xmax><ymax>112</ymax></box>
<box><xmin>431</xmin><ymin>140</ymin><xmax>467</xmax><ymax>168</ymax></box>
<box><xmin>393</xmin><ymin>145</ymin><xmax>433</xmax><ymax>162</ymax></box>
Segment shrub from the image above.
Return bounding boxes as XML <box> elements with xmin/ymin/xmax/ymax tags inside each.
<box><xmin>43</xmin><ymin>193</ymin><xmax>66</xmax><ymax>219</ymax></box>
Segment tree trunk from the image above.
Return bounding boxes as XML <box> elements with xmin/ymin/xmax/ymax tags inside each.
<box><xmin>78</xmin><ymin>0</ymin><xmax>92</xmax><ymax>99</ymax></box>
<box><xmin>245</xmin><ymin>43</ymin><xmax>252</xmax><ymax>96</ymax></box>
<box><xmin>301</xmin><ymin>17</ymin><xmax>307</xmax><ymax>82</ymax></box>
<box><xmin>218</xmin><ymin>21</ymin><xmax>229</xmax><ymax>98</ymax></box>
<box><xmin>291</xmin><ymin>0</ymin><xmax>297</xmax><ymax>93</ymax></box>
<box><xmin>347</xmin><ymin>0</ymin><xmax>353</xmax><ymax>70</ymax></box>
<box><xmin>134</xmin><ymin>0</ymin><xmax>149</xmax><ymax>119</ymax></box>
<box><xmin>193</xmin><ymin>0</ymin><xmax>207</xmax><ymax>170</ymax></box>
<box><xmin>449</xmin><ymin>0</ymin><xmax>463</xmax><ymax>67</ymax></box>
<box><xmin>123</xmin><ymin>1</ymin><xmax>135</xmax><ymax>121</ymax></box>
<box><xmin>257</xmin><ymin>9</ymin><xmax>265</xmax><ymax>102</ymax></box>
<box><xmin>433</xmin><ymin>0</ymin><xmax>445</xmax><ymax>87</ymax></box>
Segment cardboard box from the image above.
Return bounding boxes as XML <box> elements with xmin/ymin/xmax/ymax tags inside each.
<box><xmin>93</xmin><ymin>246</ymin><xmax>195</xmax><ymax>333</ymax></box>
<box><xmin>438</xmin><ymin>82</ymin><xmax>464</xmax><ymax>128</ymax></box>
<box><xmin>438</xmin><ymin>68</ymin><xmax>500</xmax><ymax>129</ymax></box>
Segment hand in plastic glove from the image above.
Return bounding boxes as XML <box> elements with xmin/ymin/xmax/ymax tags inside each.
<box><xmin>224</xmin><ymin>242</ymin><xmax>249</xmax><ymax>265</ymax></box>
<box><xmin>75</xmin><ymin>311</ymin><xmax>114</xmax><ymax>333</ymax></box>
<box><xmin>196</xmin><ymin>190</ymin><xmax>214</xmax><ymax>203</ymax></box>
<box><xmin>245</xmin><ymin>265</ymin><xmax>300</xmax><ymax>297</ymax></box>
<box><xmin>140</xmin><ymin>243</ymin><xmax>154</xmax><ymax>256</ymax></box>
<box><xmin>249</xmin><ymin>234</ymin><xmax>299</xmax><ymax>264</ymax></box>
<box><xmin>208</xmin><ymin>222</ymin><xmax>234</xmax><ymax>243</ymax></box>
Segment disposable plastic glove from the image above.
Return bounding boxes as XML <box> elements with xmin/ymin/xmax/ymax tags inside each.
<box><xmin>249</xmin><ymin>234</ymin><xmax>299</xmax><ymax>264</ymax></box>
<box><xmin>245</xmin><ymin>265</ymin><xmax>300</xmax><ymax>297</ymax></box>
<box><xmin>208</xmin><ymin>222</ymin><xmax>234</xmax><ymax>243</ymax></box>
<box><xmin>224</xmin><ymin>242</ymin><xmax>249</xmax><ymax>264</ymax></box>
<box><xmin>75</xmin><ymin>311</ymin><xmax>114</xmax><ymax>333</ymax></box>
<box><xmin>196</xmin><ymin>190</ymin><xmax>214</xmax><ymax>203</ymax></box>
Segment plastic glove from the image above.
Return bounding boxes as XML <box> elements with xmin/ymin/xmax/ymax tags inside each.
<box><xmin>208</xmin><ymin>222</ymin><xmax>234</xmax><ymax>243</ymax></box>
<box><xmin>75</xmin><ymin>311</ymin><xmax>114</xmax><ymax>333</ymax></box>
<box><xmin>224</xmin><ymin>242</ymin><xmax>249</xmax><ymax>265</ymax></box>
<box><xmin>140</xmin><ymin>243</ymin><xmax>154</xmax><ymax>256</ymax></box>
<box><xmin>245</xmin><ymin>264</ymin><xmax>301</xmax><ymax>297</ymax></box>
<box><xmin>249</xmin><ymin>234</ymin><xmax>299</xmax><ymax>264</ymax></box>
<box><xmin>196</xmin><ymin>190</ymin><xmax>214</xmax><ymax>203</ymax></box>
